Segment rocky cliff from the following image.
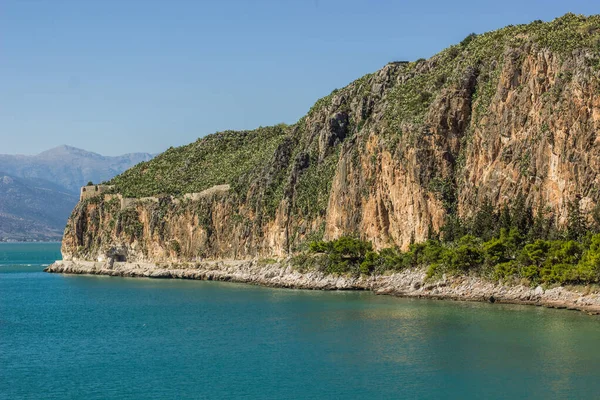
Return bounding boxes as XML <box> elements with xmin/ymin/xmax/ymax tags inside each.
<box><xmin>61</xmin><ymin>14</ymin><xmax>600</xmax><ymax>264</ymax></box>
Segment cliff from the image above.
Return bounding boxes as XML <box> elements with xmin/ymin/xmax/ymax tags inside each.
<box><xmin>61</xmin><ymin>14</ymin><xmax>600</xmax><ymax>265</ymax></box>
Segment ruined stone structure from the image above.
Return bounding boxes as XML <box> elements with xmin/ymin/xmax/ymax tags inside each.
<box><xmin>80</xmin><ymin>185</ymin><xmax>114</xmax><ymax>201</ymax></box>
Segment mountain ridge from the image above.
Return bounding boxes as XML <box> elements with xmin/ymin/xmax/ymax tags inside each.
<box><xmin>0</xmin><ymin>145</ymin><xmax>154</xmax><ymax>193</ymax></box>
<box><xmin>0</xmin><ymin>146</ymin><xmax>155</xmax><ymax>241</ymax></box>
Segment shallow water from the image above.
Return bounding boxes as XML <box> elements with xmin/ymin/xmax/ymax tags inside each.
<box><xmin>1</xmin><ymin>243</ymin><xmax>600</xmax><ymax>399</ymax></box>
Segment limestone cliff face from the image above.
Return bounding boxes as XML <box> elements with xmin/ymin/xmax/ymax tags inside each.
<box><xmin>62</xmin><ymin>14</ymin><xmax>600</xmax><ymax>263</ymax></box>
<box><xmin>460</xmin><ymin>47</ymin><xmax>600</xmax><ymax>222</ymax></box>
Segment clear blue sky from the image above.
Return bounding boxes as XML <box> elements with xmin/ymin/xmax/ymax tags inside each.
<box><xmin>1</xmin><ymin>0</ymin><xmax>597</xmax><ymax>156</ymax></box>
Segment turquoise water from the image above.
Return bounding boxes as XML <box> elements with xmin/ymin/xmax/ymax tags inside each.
<box><xmin>2</xmin><ymin>243</ymin><xmax>600</xmax><ymax>399</ymax></box>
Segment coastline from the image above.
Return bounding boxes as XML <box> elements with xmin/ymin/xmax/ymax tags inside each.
<box><xmin>45</xmin><ymin>260</ymin><xmax>600</xmax><ymax>316</ymax></box>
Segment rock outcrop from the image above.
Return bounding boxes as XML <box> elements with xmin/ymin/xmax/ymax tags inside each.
<box><xmin>60</xmin><ymin>15</ymin><xmax>600</xmax><ymax>266</ymax></box>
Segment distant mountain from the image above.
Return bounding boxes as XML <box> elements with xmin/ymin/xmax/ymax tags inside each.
<box><xmin>0</xmin><ymin>174</ymin><xmax>78</xmax><ymax>241</ymax></box>
<box><xmin>0</xmin><ymin>145</ymin><xmax>154</xmax><ymax>194</ymax></box>
<box><xmin>0</xmin><ymin>146</ymin><xmax>155</xmax><ymax>241</ymax></box>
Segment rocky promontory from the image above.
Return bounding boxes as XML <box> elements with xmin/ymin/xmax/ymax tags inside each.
<box><xmin>48</xmin><ymin>15</ymin><xmax>600</xmax><ymax>315</ymax></box>
<box><xmin>61</xmin><ymin>14</ymin><xmax>600</xmax><ymax>262</ymax></box>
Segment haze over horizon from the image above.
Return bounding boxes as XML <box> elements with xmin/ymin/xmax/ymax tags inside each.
<box><xmin>1</xmin><ymin>0</ymin><xmax>597</xmax><ymax>156</ymax></box>
<box><xmin>0</xmin><ymin>144</ymin><xmax>155</xmax><ymax>158</ymax></box>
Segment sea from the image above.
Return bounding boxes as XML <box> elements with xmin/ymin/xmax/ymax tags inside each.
<box><xmin>2</xmin><ymin>242</ymin><xmax>600</xmax><ymax>399</ymax></box>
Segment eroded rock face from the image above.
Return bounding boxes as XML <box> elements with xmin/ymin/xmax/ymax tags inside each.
<box><xmin>459</xmin><ymin>48</ymin><xmax>600</xmax><ymax>223</ymax></box>
<box><xmin>62</xmin><ymin>16</ymin><xmax>600</xmax><ymax>262</ymax></box>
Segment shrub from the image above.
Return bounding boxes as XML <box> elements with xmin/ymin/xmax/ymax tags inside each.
<box><xmin>170</xmin><ymin>240</ymin><xmax>181</xmax><ymax>256</ymax></box>
<box><xmin>309</xmin><ymin>241</ymin><xmax>332</xmax><ymax>253</ymax></box>
<box><xmin>307</xmin><ymin>236</ymin><xmax>374</xmax><ymax>275</ymax></box>
<box><xmin>460</xmin><ymin>33</ymin><xmax>478</xmax><ymax>47</ymax></box>
<box><xmin>360</xmin><ymin>251</ymin><xmax>379</xmax><ymax>275</ymax></box>
<box><xmin>575</xmin><ymin>234</ymin><xmax>600</xmax><ymax>283</ymax></box>
<box><xmin>448</xmin><ymin>238</ymin><xmax>484</xmax><ymax>273</ymax></box>
<box><xmin>493</xmin><ymin>261</ymin><xmax>518</xmax><ymax>281</ymax></box>
<box><xmin>295</xmin><ymin>198</ymin><xmax>600</xmax><ymax>285</ymax></box>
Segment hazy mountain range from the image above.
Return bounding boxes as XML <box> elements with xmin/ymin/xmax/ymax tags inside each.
<box><xmin>0</xmin><ymin>146</ymin><xmax>154</xmax><ymax>241</ymax></box>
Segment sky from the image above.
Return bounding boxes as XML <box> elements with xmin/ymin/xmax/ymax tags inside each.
<box><xmin>1</xmin><ymin>0</ymin><xmax>598</xmax><ymax>156</ymax></box>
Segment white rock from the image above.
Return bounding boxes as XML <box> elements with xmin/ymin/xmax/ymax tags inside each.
<box><xmin>534</xmin><ymin>286</ymin><xmax>544</xmax><ymax>296</ymax></box>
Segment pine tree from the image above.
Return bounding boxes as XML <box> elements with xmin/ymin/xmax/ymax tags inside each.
<box><xmin>511</xmin><ymin>191</ymin><xmax>533</xmax><ymax>235</ymax></box>
<box><xmin>441</xmin><ymin>214</ymin><xmax>463</xmax><ymax>243</ymax></box>
<box><xmin>566</xmin><ymin>196</ymin><xmax>587</xmax><ymax>241</ymax></box>
<box><xmin>499</xmin><ymin>204</ymin><xmax>512</xmax><ymax>232</ymax></box>
<box><xmin>471</xmin><ymin>197</ymin><xmax>498</xmax><ymax>241</ymax></box>
<box><xmin>591</xmin><ymin>202</ymin><xmax>600</xmax><ymax>234</ymax></box>
<box><xmin>530</xmin><ymin>203</ymin><xmax>548</xmax><ymax>240</ymax></box>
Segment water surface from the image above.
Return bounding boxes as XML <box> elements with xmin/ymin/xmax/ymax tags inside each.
<box><xmin>1</xmin><ymin>243</ymin><xmax>600</xmax><ymax>399</ymax></box>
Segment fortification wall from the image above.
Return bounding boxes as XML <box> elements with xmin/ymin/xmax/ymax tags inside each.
<box><xmin>80</xmin><ymin>185</ymin><xmax>114</xmax><ymax>201</ymax></box>
<box><xmin>79</xmin><ymin>184</ymin><xmax>231</xmax><ymax>209</ymax></box>
<box><xmin>182</xmin><ymin>184</ymin><xmax>230</xmax><ymax>201</ymax></box>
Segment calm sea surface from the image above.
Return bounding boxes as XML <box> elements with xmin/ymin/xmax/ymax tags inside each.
<box><xmin>2</xmin><ymin>243</ymin><xmax>600</xmax><ymax>399</ymax></box>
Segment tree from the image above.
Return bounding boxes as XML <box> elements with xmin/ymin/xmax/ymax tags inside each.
<box><xmin>441</xmin><ymin>214</ymin><xmax>464</xmax><ymax>243</ymax></box>
<box><xmin>427</xmin><ymin>221</ymin><xmax>439</xmax><ymax>241</ymax></box>
<box><xmin>471</xmin><ymin>197</ymin><xmax>498</xmax><ymax>241</ymax></box>
<box><xmin>530</xmin><ymin>203</ymin><xmax>556</xmax><ymax>240</ymax></box>
<box><xmin>511</xmin><ymin>191</ymin><xmax>533</xmax><ymax>235</ymax></box>
<box><xmin>499</xmin><ymin>204</ymin><xmax>512</xmax><ymax>232</ymax></box>
<box><xmin>445</xmin><ymin>235</ymin><xmax>484</xmax><ymax>273</ymax></box>
<box><xmin>591</xmin><ymin>202</ymin><xmax>600</xmax><ymax>233</ymax></box>
<box><xmin>576</xmin><ymin>233</ymin><xmax>600</xmax><ymax>282</ymax></box>
<box><xmin>518</xmin><ymin>240</ymin><xmax>550</xmax><ymax>268</ymax></box>
<box><xmin>566</xmin><ymin>197</ymin><xmax>587</xmax><ymax>241</ymax></box>
<box><xmin>460</xmin><ymin>33</ymin><xmax>477</xmax><ymax>47</ymax></box>
<box><xmin>484</xmin><ymin>236</ymin><xmax>508</xmax><ymax>265</ymax></box>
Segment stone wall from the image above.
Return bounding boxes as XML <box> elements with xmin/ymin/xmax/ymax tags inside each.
<box><xmin>79</xmin><ymin>184</ymin><xmax>230</xmax><ymax>210</ymax></box>
<box><xmin>80</xmin><ymin>185</ymin><xmax>114</xmax><ymax>201</ymax></box>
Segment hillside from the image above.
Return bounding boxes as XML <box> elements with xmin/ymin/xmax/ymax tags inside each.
<box><xmin>0</xmin><ymin>146</ymin><xmax>154</xmax><ymax>241</ymax></box>
<box><xmin>64</xmin><ymin>14</ymin><xmax>600</xmax><ymax>266</ymax></box>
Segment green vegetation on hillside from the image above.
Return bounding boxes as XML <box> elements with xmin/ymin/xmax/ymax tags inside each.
<box><xmin>385</xmin><ymin>13</ymin><xmax>600</xmax><ymax>138</ymax></box>
<box><xmin>108</xmin><ymin>14</ymin><xmax>600</xmax><ymax>206</ymax></box>
<box><xmin>110</xmin><ymin>125</ymin><xmax>288</xmax><ymax>198</ymax></box>
<box><xmin>293</xmin><ymin>147</ymin><xmax>340</xmax><ymax>218</ymax></box>
<box><xmin>301</xmin><ymin>236</ymin><xmax>374</xmax><ymax>274</ymax></box>
<box><xmin>298</xmin><ymin>196</ymin><xmax>600</xmax><ymax>286</ymax></box>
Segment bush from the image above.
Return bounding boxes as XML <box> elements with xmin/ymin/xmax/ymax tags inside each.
<box><xmin>493</xmin><ymin>261</ymin><xmax>518</xmax><ymax>281</ymax></box>
<box><xmin>360</xmin><ymin>251</ymin><xmax>379</xmax><ymax>275</ymax></box>
<box><xmin>574</xmin><ymin>234</ymin><xmax>600</xmax><ymax>283</ymax></box>
<box><xmin>309</xmin><ymin>240</ymin><xmax>332</xmax><ymax>253</ymax></box>
<box><xmin>299</xmin><ymin>230</ymin><xmax>600</xmax><ymax>285</ymax></box>
<box><xmin>301</xmin><ymin>204</ymin><xmax>600</xmax><ymax>285</ymax></box>
<box><xmin>170</xmin><ymin>240</ymin><xmax>181</xmax><ymax>256</ymax></box>
<box><xmin>307</xmin><ymin>236</ymin><xmax>374</xmax><ymax>275</ymax></box>
<box><xmin>460</xmin><ymin>33</ymin><xmax>478</xmax><ymax>47</ymax></box>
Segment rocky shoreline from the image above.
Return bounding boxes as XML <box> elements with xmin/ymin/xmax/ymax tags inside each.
<box><xmin>45</xmin><ymin>260</ymin><xmax>600</xmax><ymax>316</ymax></box>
